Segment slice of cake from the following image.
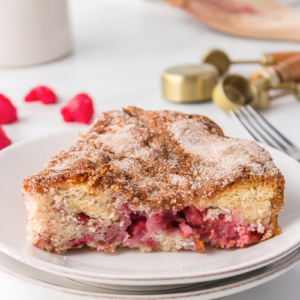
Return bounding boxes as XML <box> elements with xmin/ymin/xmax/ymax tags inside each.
<box><xmin>22</xmin><ymin>107</ymin><xmax>284</xmax><ymax>254</ymax></box>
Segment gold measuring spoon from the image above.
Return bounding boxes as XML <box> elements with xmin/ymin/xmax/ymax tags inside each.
<box><xmin>212</xmin><ymin>74</ymin><xmax>300</xmax><ymax>113</ymax></box>
<box><xmin>161</xmin><ymin>63</ymin><xmax>219</xmax><ymax>103</ymax></box>
<box><xmin>202</xmin><ymin>49</ymin><xmax>300</xmax><ymax>76</ymax></box>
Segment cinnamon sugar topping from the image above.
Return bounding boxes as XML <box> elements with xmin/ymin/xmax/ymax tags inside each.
<box><xmin>23</xmin><ymin>106</ymin><xmax>283</xmax><ymax>210</ymax></box>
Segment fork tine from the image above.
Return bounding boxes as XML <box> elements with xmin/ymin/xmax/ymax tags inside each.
<box><xmin>245</xmin><ymin>105</ymin><xmax>297</xmax><ymax>150</ymax></box>
<box><xmin>239</xmin><ymin>106</ymin><xmax>288</xmax><ymax>151</ymax></box>
<box><xmin>230</xmin><ymin>109</ymin><xmax>258</xmax><ymax>139</ymax></box>
<box><xmin>232</xmin><ymin>108</ymin><xmax>282</xmax><ymax>149</ymax></box>
<box><xmin>230</xmin><ymin>110</ymin><xmax>261</xmax><ymax>141</ymax></box>
<box><xmin>231</xmin><ymin>105</ymin><xmax>300</xmax><ymax>161</ymax></box>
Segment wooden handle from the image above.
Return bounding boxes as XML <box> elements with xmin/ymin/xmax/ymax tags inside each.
<box><xmin>274</xmin><ymin>54</ymin><xmax>300</xmax><ymax>83</ymax></box>
<box><xmin>270</xmin><ymin>52</ymin><xmax>300</xmax><ymax>65</ymax></box>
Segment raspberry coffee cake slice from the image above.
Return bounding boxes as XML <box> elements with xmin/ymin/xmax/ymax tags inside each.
<box><xmin>22</xmin><ymin>107</ymin><xmax>284</xmax><ymax>254</ymax></box>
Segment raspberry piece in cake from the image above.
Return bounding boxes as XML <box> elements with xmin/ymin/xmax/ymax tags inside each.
<box><xmin>22</xmin><ymin>107</ymin><xmax>284</xmax><ymax>254</ymax></box>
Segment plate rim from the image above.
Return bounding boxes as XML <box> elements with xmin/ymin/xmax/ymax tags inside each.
<box><xmin>0</xmin><ymin>246</ymin><xmax>299</xmax><ymax>299</ymax></box>
<box><xmin>1</xmin><ymin>240</ymin><xmax>300</xmax><ymax>284</ymax></box>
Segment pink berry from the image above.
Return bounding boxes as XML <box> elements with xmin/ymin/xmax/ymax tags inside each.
<box><xmin>0</xmin><ymin>126</ymin><xmax>12</xmax><ymax>150</ymax></box>
<box><xmin>60</xmin><ymin>93</ymin><xmax>94</xmax><ymax>124</ymax></box>
<box><xmin>24</xmin><ymin>86</ymin><xmax>57</xmax><ymax>104</ymax></box>
<box><xmin>0</xmin><ymin>94</ymin><xmax>18</xmax><ymax>124</ymax></box>
<box><xmin>179</xmin><ymin>223</ymin><xmax>193</xmax><ymax>239</ymax></box>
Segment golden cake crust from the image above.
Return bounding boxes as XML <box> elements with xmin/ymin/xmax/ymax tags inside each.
<box><xmin>23</xmin><ymin>106</ymin><xmax>284</xmax><ymax>211</ymax></box>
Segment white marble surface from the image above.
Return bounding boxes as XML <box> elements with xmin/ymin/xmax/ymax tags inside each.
<box><xmin>0</xmin><ymin>0</ymin><xmax>300</xmax><ymax>299</ymax></box>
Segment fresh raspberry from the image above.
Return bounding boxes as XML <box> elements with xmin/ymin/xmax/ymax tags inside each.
<box><xmin>24</xmin><ymin>86</ymin><xmax>57</xmax><ymax>104</ymax></box>
<box><xmin>0</xmin><ymin>127</ymin><xmax>12</xmax><ymax>150</ymax></box>
<box><xmin>0</xmin><ymin>94</ymin><xmax>18</xmax><ymax>124</ymax></box>
<box><xmin>60</xmin><ymin>93</ymin><xmax>94</xmax><ymax>124</ymax></box>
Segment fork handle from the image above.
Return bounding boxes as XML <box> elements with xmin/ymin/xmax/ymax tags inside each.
<box><xmin>274</xmin><ymin>54</ymin><xmax>300</xmax><ymax>83</ymax></box>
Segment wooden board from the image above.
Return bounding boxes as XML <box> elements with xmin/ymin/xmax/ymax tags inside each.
<box><xmin>167</xmin><ymin>0</ymin><xmax>300</xmax><ymax>42</ymax></box>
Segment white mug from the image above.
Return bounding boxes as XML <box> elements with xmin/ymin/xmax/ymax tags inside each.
<box><xmin>0</xmin><ymin>0</ymin><xmax>72</xmax><ymax>67</ymax></box>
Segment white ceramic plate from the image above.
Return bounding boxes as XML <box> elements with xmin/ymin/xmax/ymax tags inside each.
<box><xmin>0</xmin><ymin>130</ymin><xmax>300</xmax><ymax>286</ymax></box>
<box><xmin>0</xmin><ymin>247</ymin><xmax>299</xmax><ymax>300</ymax></box>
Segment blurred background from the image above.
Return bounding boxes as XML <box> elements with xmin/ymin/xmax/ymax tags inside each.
<box><xmin>0</xmin><ymin>0</ymin><xmax>300</xmax><ymax>142</ymax></box>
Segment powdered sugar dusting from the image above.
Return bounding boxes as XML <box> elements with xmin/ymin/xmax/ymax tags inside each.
<box><xmin>23</xmin><ymin>107</ymin><xmax>283</xmax><ymax>211</ymax></box>
<box><xmin>95</xmin><ymin>123</ymin><xmax>148</xmax><ymax>159</ymax></box>
<box><xmin>169</xmin><ymin>174</ymin><xmax>189</xmax><ymax>186</ymax></box>
<box><xmin>169</xmin><ymin>118</ymin><xmax>280</xmax><ymax>192</ymax></box>
<box><xmin>111</xmin><ymin>158</ymin><xmax>137</xmax><ymax>172</ymax></box>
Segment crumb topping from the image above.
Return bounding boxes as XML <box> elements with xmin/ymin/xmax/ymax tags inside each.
<box><xmin>23</xmin><ymin>106</ymin><xmax>283</xmax><ymax>210</ymax></box>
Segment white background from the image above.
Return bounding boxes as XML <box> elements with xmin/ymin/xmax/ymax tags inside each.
<box><xmin>0</xmin><ymin>0</ymin><xmax>300</xmax><ymax>299</ymax></box>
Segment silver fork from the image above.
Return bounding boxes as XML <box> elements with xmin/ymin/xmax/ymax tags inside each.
<box><xmin>230</xmin><ymin>105</ymin><xmax>300</xmax><ymax>161</ymax></box>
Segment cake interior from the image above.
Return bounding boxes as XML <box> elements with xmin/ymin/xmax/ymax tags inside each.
<box><xmin>24</xmin><ymin>180</ymin><xmax>281</xmax><ymax>254</ymax></box>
